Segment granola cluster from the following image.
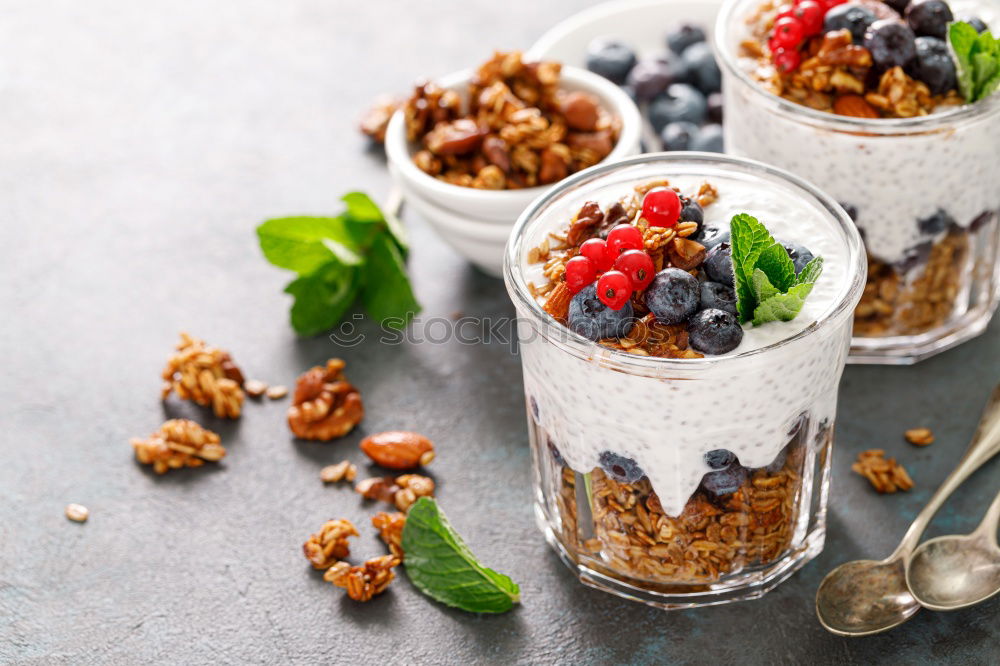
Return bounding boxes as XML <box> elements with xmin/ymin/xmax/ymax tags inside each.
<box><xmin>303</xmin><ymin>519</ymin><xmax>360</xmax><ymax>570</ymax></box>
<box><xmin>852</xmin><ymin>449</ymin><xmax>914</xmax><ymax>493</ymax></box>
<box><xmin>356</xmin><ymin>473</ymin><xmax>436</xmax><ymax>512</ymax></box>
<box><xmin>161</xmin><ymin>333</ymin><xmax>245</xmax><ymax>418</ymax></box>
<box><xmin>131</xmin><ymin>418</ymin><xmax>226</xmax><ymax>474</ymax></box>
<box><xmin>405</xmin><ymin>51</ymin><xmax>620</xmax><ymax>190</ymax></box>
<box><xmin>324</xmin><ymin>555</ymin><xmax>401</xmax><ymax>602</ymax></box>
<box><xmin>287</xmin><ymin>358</ymin><xmax>364</xmax><ymax>440</ymax></box>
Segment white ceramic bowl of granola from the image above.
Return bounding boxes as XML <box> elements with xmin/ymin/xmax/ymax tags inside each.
<box><xmin>385</xmin><ymin>65</ymin><xmax>641</xmax><ymax>227</ymax></box>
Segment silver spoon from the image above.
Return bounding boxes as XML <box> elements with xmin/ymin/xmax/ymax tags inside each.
<box><xmin>906</xmin><ymin>488</ymin><xmax>1000</xmax><ymax>611</ymax></box>
<box><xmin>816</xmin><ymin>384</ymin><xmax>1000</xmax><ymax>636</ymax></box>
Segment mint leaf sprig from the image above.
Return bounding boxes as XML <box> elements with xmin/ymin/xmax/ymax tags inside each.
<box><xmin>402</xmin><ymin>497</ymin><xmax>520</xmax><ymax>614</ymax></box>
<box><xmin>257</xmin><ymin>192</ymin><xmax>420</xmax><ymax>335</ymax></box>
<box><xmin>949</xmin><ymin>21</ymin><xmax>1000</xmax><ymax>103</ymax></box>
<box><xmin>730</xmin><ymin>213</ymin><xmax>824</xmax><ymax>326</ymax></box>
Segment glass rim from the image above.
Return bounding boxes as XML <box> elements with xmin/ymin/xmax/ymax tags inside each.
<box><xmin>502</xmin><ymin>152</ymin><xmax>867</xmax><ymax>371</ymax></box>
<box><xmin>713</xmin><ymin>0</ymin><xmax>1000</xmax><ymax>135</ymax></box>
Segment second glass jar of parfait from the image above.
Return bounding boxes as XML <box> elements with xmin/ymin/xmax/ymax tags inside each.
<box><xmin>715</xmin><ymin>0</ymin><xmax>1000</xmax><ymax>364</ymax></box>
<box><xmin>504</xmin><ymin>154</ymin><xmax>865</xmax><ymax>608</ymax></box>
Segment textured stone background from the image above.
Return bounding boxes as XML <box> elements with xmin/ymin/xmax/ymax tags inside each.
<box><xmin>1</xmin><ymin>1</ymin><xmax>997</xmax><ymax>664</ymax></box>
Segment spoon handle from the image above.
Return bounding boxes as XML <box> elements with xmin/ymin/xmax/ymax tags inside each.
<box><xmin>894</xmin><ymin>384</ymin><xmax>1000</xmax><ymax>558</ymax></box>
<box><xmin>974</xmin><ymin>489</ymin><xmax>1000</xmax><ymax>548</ymax></box>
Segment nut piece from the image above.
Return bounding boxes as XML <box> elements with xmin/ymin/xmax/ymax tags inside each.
<box><xmin>833</xmin><ymin>94</ymin><xmax>880</xmax><ymax>118</ymax></box>
<box><xmin>667</xmin><ymin>237</ymin><xmax>707</xmax><ymax>271</ymax></box>
<box><xmin>355</xmin><ymin>477</ymin><xmax>400</xmax><ymax>503</ymax></box>
<box><xmin>904</xmin><ymin>428</ymin><xmax>935</xmax><ymax>447</ymax></box>
<box><xmin>65</xmin><ymin>503</ymin><xmax>89</xmax><ymax>523</ymax></box>
<box><xmin>161</xmin><ymin>333</ymin><xmax>245</xmax><ymax>418</ymax></box>
<box><xmin>394</xmin><ymin>474</ymin><xmax>435</xmax><ymax>511</ymax></box>
<box><xmin>131</xmin><ymin>419</ymin><xmax>226</xmax><ymax>474</ymax></box>
<box><xmin>359</xmin><ymin>95</ymin><xmax>402</xmax><ymax>143</ymax></box>
<box><xmin>244</xmin><ymin>379</ymin><xmax>268</xmax><ymax>397</ymax></box>
<box><xmin>323</xmin><ymin>554</ymin><xmax>400</xmax><ymax>602</ymax></box>
<box><xmin>302</xmin><ymin>519</ymin><xmax>359</xmax><ymax>570</ymax></box>
<box><xmin>560</xmin><ymin>91</ymin><xmax>600</xmax><ymax>131</ymax></box>
<box><xmin>265</xmin><ymin>385</ymin><xmax>288</xmax><ymax>400</ymax></box>
<box><xmin>287</xmin><ymin>359</ymin><xmax>364</xmax><ymax>441</ymax></box>
<box><xmin>320</xmin><ymin>460</ymin><xmax>357</xmax><ymax>483</ymax></box>
<box><xmin>851</xmin><ymin>449</ymin><xmax>914</xmax><ymax>493</ymax></box>
<box><xmin>371</xmin><ymin>512</ymin><xmax>406</xmax><ymax>559</ymax></box>
<box><xmin>360</xmin><ymin>431</ymin><xmax>435</xmax><ymax>470</ymax></box>
<box><xmin>424</xmin><ymin>119</ymin><xmax>488</xmax><ymax>156</ymax></box>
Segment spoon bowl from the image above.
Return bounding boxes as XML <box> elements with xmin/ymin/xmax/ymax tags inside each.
<box><xmin>907</xmin><ymin>535</ymin><xmax>1000</xmax><ymax>611</ymax></box>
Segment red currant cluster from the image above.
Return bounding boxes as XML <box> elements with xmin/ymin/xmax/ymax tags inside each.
<box><xmin>769</xmin><ymin>0</ymin><xmax>846</xmax><ymax>72</ymax></box>
<box><xmin>564</xmin><ymin>188</ymin><xmax>682</xmax><ymax>311</ymax></box>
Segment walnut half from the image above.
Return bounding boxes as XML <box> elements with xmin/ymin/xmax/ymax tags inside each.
<box><xmin>287</xmin><ymin>359</ymin><xmax>364</xmax><ymax>441</ymax></box>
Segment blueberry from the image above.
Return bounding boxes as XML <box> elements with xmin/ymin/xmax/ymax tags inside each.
<box><xmin>626</xmin><ymin>56</ymin><xmax>684</xmax><ymax>101</ymax></box>
<box><xmin>704</xmin><ymin>242</ymin><xmax>733</xmax><ymax>286</ymax></box>
<box><xmin>660</xmin><ymin>121</ymin><xmax>700</xmax><ymax>151</ymax></box>
<box><xmin>646</xmin><ymin>268</ymin><xmax>700</xmax><ymax>324</ymax></box>
<box><xmin>689</xmin><ymin>308</ymin><xmax>744</xmax><ymax>355</ymax></box>
<box><xmin>599</xmin><ymin>451</ymin><xmax>644</xmax><ymax>483</ymax></box>
<box><xmin>695</xmin><ymin>226</ymin><xmax>730</xmax><ymax>251</ymax></box>
<box><xmin>917</xmin><ymin>208</ymin><xmax>954</xmax><ymax>235</ymax></box>
<box><xmin>700</xmin><ymin>281</ymin><xmax>738</xmax><ymax>315</ymax></box>
<box><xmin>824</xmin><ymin>4</ymin><xmax>877</xmax><ymax>43</ymax></box>
<box><xmin>959</xmin><ymin>15</ymin><xmax>989</xmax><ymax>33</ymax></box>
<box><xmin>701</xmin><ymin>461</ymin><xmax>748</xmax><ymax>496</ymax></box>
<box><xmin>585</xmin><ymin>37</ymin><xmax>638</xmax><ymax>84</ymax></box>
<box><xmin>779</xmin><ymin>241</ymin><xmax>815</xmax><ymax>274</ymax></box>
<box><xmin>548</xmin><ymin>438</ymin><xmax>566</xmax><ymax>467</ymax></box>
<box><xmin>681</xmin><ymin>42</ymin><xmax>722</xmax><ymax>94</ymax></box>
<box><xmin>884</xmin><ymin>0</ymin><xmax>911</xmax><ymax>13</ymax></box>
<box><xmin>667</xmin><ymin>23</ymin><xmax>707</xmax><ymax>54</ymax></box>
<box><xmin>911</xmin><ymin>36</ymin><xmax>957</xmax><ymax>94</ymax></box>
<box><xmin>705</xmin><ymin>449</ymin><xmax>737</xmax><ymax>469</ymax></box>
<box><xmin>568</xmin><ymin>283</ymin><xmax>636</xmax><ymax>341</ymax></box>
<box><xmin>906</xmin><ymin>0</ymin><xmax>953</xmax><ymax>39</ymax></box>
<box><xmin>689</xmin><ymin>123</ymin><xmax>724</xmax><ymax>153</ymax></box>
<box><xmin>649</xmin><ymin>84</ymin><xmax>707</xmax><ymax>131</ymax></box>
<box><xmin>679</xmin><ymin>197</ymin><xmax>704</xmax><ymax>226</ymax></box>
<box><xmin>864</xmin><ymin>20</ymin><xmax>917</xmax><ymax>69</ymax></box>
<box><xmin>707</xmin><ymin>92</ymin><xmax>724</xmax><ymax>123</ymax></box>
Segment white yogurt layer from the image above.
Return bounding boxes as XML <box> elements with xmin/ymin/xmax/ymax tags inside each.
<box><xmin>723</xmin><ymin>0</ymin><xmax>1000</xmax><ymax>265</ymax></box>
<box><xmin>516</xmin><ymin>172</ymin><xmax>857</xmax><ymax>516</ymax></box>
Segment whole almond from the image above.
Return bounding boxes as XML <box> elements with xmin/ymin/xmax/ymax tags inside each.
<box><xmin>561</xmin><ymin>91</ymin><xmax>600</xmax><ymax>131</ymax></box>
<box><xmin>833</xmin><ymin>95</ymin><xmax>880</xmax><ymax>118</ymax></box>
<box><xmin>360</xmin><ymin>431</ymin><xmax>435</xmax><ymax>469</ymax></box>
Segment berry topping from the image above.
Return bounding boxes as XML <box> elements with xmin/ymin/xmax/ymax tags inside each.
<box><xmin>883</xmin><ymin>0</ymin><xmax>911</xmax><ymax>13</ymax></box>
<box><xmin>792</xmin><ymin>0</ymin><xmax>825</xmax><ymax>36</ymax></box>
<box><xmin>564</xmin><ymin>255</ymin><xmax>597</xmax><ymax>294</ymax></box>
<box><xmin>614</xmin><ymin>250</ymin><xmax>656</xmax><ymax>291</ymax></box>
<box><xmin>780</xmin><ymin>241</ymin><xmax>816</xmax><ymax>274</ymax></box>
<box><xmin>679</xmin><ymin>197</ymin><xmax>704</xmax><ymax>226</ymax></box>
<box><xmin>704</xmin><ymin>242</ymin><xmax>734</xmax><ymax>286</ymax></box>
<box><xmin>548</xmin><ymin>439</ymin><xmax>566</xmax><ymax>466</ymax></box>
<box><xmin>667</xmin><ymin>23</ymin><xmax>707</xmax><ymax>55</ymax></box>
<box><xmin>585</xmin><ymin>38</ymin><xmax>638</xmax><ymax>84</ymax></box>
<box><xmin>917</xmin><ymin>208</ymin><xmax>954</xmax><ymax>235</ymax></box>
<box><xmin>704</xmin><ymin>449</ymin><xmax>737</xmax><ymax>470</ymax></box>
<box><xmin>960</xmin><ymin>15</ymin><xmax>989</xmax><ymax>34</ymax></box>
<box><xmin>579</xmin><ymin>237</ymin><xmax>614</xmax><ymax>272</ymax></box>
<box><xmin>568</xmin><ymin>283</ymin><xmax>635</xmax><ymax>340</ymax></box>
<box><xmin>701</xmin><ymin>452</ymin><xmax>748</xmax><ymax>496</ymax></box>
<box><xmin>596</xmin><ymin>270</ymin><xmax>633</xmax><ymax>310</ymax></box>
<box><xmin>864</xmin><ymin>20</ymin><xmax>917</xmax><ymax>69</ymax></box>
<box><xmin>646</xmin><ymin>268</ymin><xmax>700</xmax><ymax>324</ymax></box>
<box><xmin>688</xmin><ymin>308</ymin><xmax>744</xmax><ymax>355</ymax></box>
<box><xmin>606</xmin><ymin>223</ymin><xmax>645</xmax><ymax>257</ymax></box>
<box><xmin>773</xmin><ymin>47</ymin><xmax>802</xmax><ymax>73</ymax></box>
<box><xmin>772</xmin><ymin>16</ymin><xmax>806</xmax><ymax>50</ymax></box>
<box><xmin>707</xmin><ymin>92</ymin><xmax>724</xmax><ymax>123</ymax></box>
<box><xmin>641</xmin><ymin>187</ymin><xmax>682</xmax><ymax>228</ymax></box>
<box><xmin>905</xmin><ymin>0</ymin><xmax>953</xmax><ymax>39</ymax></box>
<box><xmin>660</xmin><ymin>120</ymin><xmax>701</xmax><ymax>151</ymax></box>
<box><xmin>694</xmin><ymin>225</ymin><xmax>730</xmax><ymax>251</ymax></box>
<box><xmin>911</xmin><ymin>36</ymin><xmax>957</xmax><ymax>95</ymax></box>
<box><xmin>598</xmin><ymin>451</ymin><xmax>645</xmax><ymax>483</ymax></box>
<box><xmin>689</xmin><ymin>123</ymin><xmax>724</xmax><ymax>153</ymax></box>
<box><xmin>649</xmin><ymin>83</ymin><xmax>708</xmax><ymax>130</ymax></box>
<box><xmin>681</xmin><ymin>42</ymin><xmax>722</xmax><ymax>94</ymax></box>
<box><xmin>823</xmin><ymin>3</ymin><xmax>877</xmax><ymax>43</ymax></box>
<box><xmin>699</xmin><ymin>281</ymin><xmax>738</xmax><ymax>315</ymax></box>
<box><xmin>626</xmin><ymin>57</ymin><xmax>682</xmax><ymax>101</ymax></box>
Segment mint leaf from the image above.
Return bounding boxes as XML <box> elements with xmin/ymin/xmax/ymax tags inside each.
<box><xmin>950</xmin><ymin>22</ymin><xmax>1000</xmax><ymax>102</ymax></box>
<box><xmin>343</xmin><ymin>191</ymin><xmax>408</xmax><ymax>256</ymax></box>
<box><xmin>752</xmin><ymin>268</ymin><xmax>780</xmax><ymax>303</ymax></box>
<box><xmin>284</xmin><ymin>263</ymin><xmax>360</xmax><ymax>336</ymax></box>
<box><xmin>795</xmin><ymin>256</ymin><xmax>824</xmax><ymax>286</ymax></box>
<box><xmin>402</xmin><ymin>497</ymin><xmax>520</xmax><ymax>613</ymax></box>
<box><xmin>730</xmin><ymin>213</ymin><xmax>776</xmax><ymax>323</ymax></box>
<box><xmin>950</xmin><ymin>21</ymin><xmax>979</xmax><ymax>100</ymax></box>
<box><xmin>257</xmin><ymin>216</ymin><xmax>356</xmax><ymax>276</ymax></box>
<box><xmin>755</xmin><ymin>242</ymin><xmax>797</xmax><ymax>291</ymax></box>
<box><xmin>361</xmin><ymin>234</ymin><xmax>420</xmax><ymax>328</ymax></box>
<box><xmin>752</xmin><ymin>281</ymin><xmax>816</xmax><ymax>326</ymax></box>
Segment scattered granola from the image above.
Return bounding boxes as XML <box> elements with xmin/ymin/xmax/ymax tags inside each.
<box><xmin>265</xmin><ymin>385</ymin><xmax>288</xmax><ymax>400</ymax></box>
<box><xmin>356</xmin><ymin>474</ymin><xmax>435</xmax><ymax>511</ymax></box>
<box><xmin>244</xmin><ymin>379</ymin><xmax>268</xmax><ymax>398</ymax></box>
<box><xmin>287</xmin><ymin>359</ymin><xmax>364</xmax><ymax>440</ymax></box>
<box><xmin>131</xmin><ymin>419</ymin><xmax>226</xmax><ymax>474</ymax></box>
<box><xmin>360</xmin><ymin>431</ymin><xmax>435</xmax><ymax>469</ymax></box>
<box><xmin>65</xmin><ymin>503</ymin><xmax>89</xmax><ymax>523</ymax></box>
<box><xmin>360</xmin><ymin>95</ymin><xmax>403</xmax><ymax>143</ymax></box>
<box><xmin>905</xmin><ymin>427</ymin><xmax>935</xmax><ymax>447</ymax></box>
<box><xmin>852</xmin><ymin>449</ymin><xmax>914</xmax><ymax>493</ymax></box>
<box><xmin>403</xmin><ymin>51</ymin><xmax>620</xmax><ymax>190</ymax></box>
<box><xmin>161</xmin><ymin>333</ymin><xmax>245</xmax><ymax>418</ymax></box>
<box><xmin>323</xmin><ymin>555</ymin><xmax>400</xmax><ymax>602</ymax></box>
<box><xmin>302</xmin><ymin>519</ymin><xmax>359</xmax><ymax>570</ymax></box>
<box><xmin>320</xmin><ymin>460</ymin><xmax>358</xmax><ymax>483</ymax></box>
<box><xmin>372</xmin><ymin>511</ymin><xmax>406</xmax><ymax>560</ymax></box>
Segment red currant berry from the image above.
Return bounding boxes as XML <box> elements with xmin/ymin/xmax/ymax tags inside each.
<box><xmin>772</xmin><ymin>17</ymin><xmax>805</xmax><ymax>49</ymax></box>
<box><xmin>564</xmin><ymin>255</ymin><xmax>597</xmax><ymax>294</ymax></box>
<box><xmin>580</xmin><ymin>238</ymin><xmax>614</xmax><ymax>272</ymax></box>
<box><xmin>775</xmin><ymin>3</ymin><xmax>796</xmax><ymax>21</ymax></box>
<box><xmin>641</xmin><ymin>187</ymin><xmax>681</xmax><ymax>228</ymax></box>
<box><xmin>773</xmin><ymin>47</ymin><xmax>801</xmax><ymax>73</ymax></box>
<box><xmin>606</xmin><ymin>224</ymin><xmax>644</xmax><ymax>258</ymax></box>
<box><xmin>596</xmin><ymin>270</ymin><xmax>633</xmax><ymax>310</ymax></box>
<box><xmin>793</xmin><ymin>0</ymin><xmax>824</xmax><ymax>35</ymax></box>
<box><xmin>613</xmin><ymin>250</ymin><xmax>656</xmax><ymax>291</ymax></box>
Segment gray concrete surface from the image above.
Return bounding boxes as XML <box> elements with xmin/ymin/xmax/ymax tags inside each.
<box><xmin>1</xmin><ymin>1</ymin><xmax>998</xmax><ymax>664</ymax></box>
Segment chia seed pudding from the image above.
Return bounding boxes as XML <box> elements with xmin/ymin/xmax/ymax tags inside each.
<box><xmin>716</xmin><ymin>0</ymin><xmax>1000</xmax><ymax>363</ymax></box>
<box><xmin>503</xmin><ymin>154</ymin><xmax>865</xmax><ymax>608</ymax></box>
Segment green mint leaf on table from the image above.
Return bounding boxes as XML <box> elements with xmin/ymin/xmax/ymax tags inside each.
<box><xmin>729</xmin><ymin>213</ymin><xmax>776</xmax><ymax>323</ymax></box>
<box><xmin>752</xmin><ymin>281</ymin><xmax>818</xmax><ymax>326</ymax></box>
<box><xmin>257</xmin><ymin>192</ymin><xmax>420</xmax><ymax>335</ymax></box>
<box><xmin>949</xmin><ymin>22</ymin><xmax>1000</xmax><ymax>102</ymax></box>
<box><xmin>401</xmin><ymin>497</ymin><xmax>520</xmax><ymax>614</ymax></box>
